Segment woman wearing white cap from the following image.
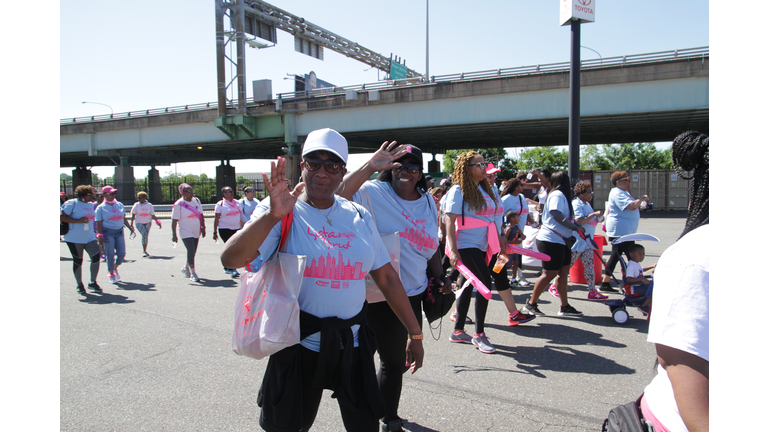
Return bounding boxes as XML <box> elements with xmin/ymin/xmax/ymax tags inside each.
<box><xmin>95</xmin><ymin>185</ymin><xmax>135</xmax><ymax>284</ymax></box>
<box><xmin>221</xmin><ymin>128</ymin><xmax>424</xmax><ymax>432</ymax></box>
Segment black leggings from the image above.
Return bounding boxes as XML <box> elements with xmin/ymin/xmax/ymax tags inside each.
<box><xmin>219</xmin><ymin>228</ymin><xmax>239</xmax><ymax>270</ymax></box>
<box><xmin>604</xmin><ymin>238</ymin><xmax>635</xmax><ymax>277</ymax></box>
<box><xmin>181</xmin><ymin>237</ymin><xmax>199</xmax><ymax>268</ymax></box>
<box><xmin>367</xmin><ymin>295</ymin><xmax>423</xmax><ymax>424</ymax></box>
<box><xmin>449</xmin><ymin>248</ymin><xmax>492</xmax><ymax>334</ymax></box>
<box><xmin>67</xmin><ymin>241</ymin><xmax>100</xmax><ymax>286</ymax></box>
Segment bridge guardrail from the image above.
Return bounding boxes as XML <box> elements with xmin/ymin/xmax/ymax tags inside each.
<box><xmin>61</xmin><ymin>46</ymin><xmax>708</xmax><ymax>125</ymax></box>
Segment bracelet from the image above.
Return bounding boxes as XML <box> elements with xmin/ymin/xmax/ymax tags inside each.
<box><xmin>407</xmin><ymin>334</ymin><xmax>424</xmax><ymax>340</ymax></box>
<box><xmin>96</xmin><ymin>233</ymin><xmax>104</xmax><ymax>238</ymax></box>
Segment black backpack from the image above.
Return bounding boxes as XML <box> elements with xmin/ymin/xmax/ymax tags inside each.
<box><xmin>602</xmin><ymin>395</ymin><xmax>653</xmax><ymax>432</ymax></box>
<box><xmin>60</xmin><ymin>199</ymin><xmax>75</xmax><ymax>236</ymax></box>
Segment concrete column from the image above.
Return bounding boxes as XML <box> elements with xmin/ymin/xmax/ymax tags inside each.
<box><xmin>114</xmin><ymin>157</ymin><xmax>135</xmax><ymax>203</ymax></box>
<box><xmin>147</xmin><ymin>167</ymin><xmax>162</xmax><ymax>204</ymax></box>
<box><xmin>428</xmin><ymin>154</ymin><xmax>440</xmax><ymax>173</ymax></box>
<box><xmin>283</xmin><ymin>114</ymin><xmax>301</xmax><ymax>188</ymax></box>
<box><xmin>72</xmin><ymin>167</ymin><xmax>92</xmax><ymax>189</ymax></box>
<box><xmin>216</xmin><ymin>160</ymin><xmax>236</xmax><ymax>203</ymax></box>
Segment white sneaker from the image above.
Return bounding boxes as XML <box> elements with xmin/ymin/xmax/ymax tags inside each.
<box><xmin>108</xmin><ymin>273</ymin><xmax>118</xmax><ymax>284</ymax></box>
<box><xmin>114</xmin><ymin>269</ymin><xmax>121</xmax><ymax>282</ymax></box>
<box><xmin>517</xmin><ymin>269</ymin><xmax>531</xmax><ymax>286</ymax></box>
<box><xmin>181</xmin><ymin>266</ymin><xmax>190</xmax><ymax>278</ymax></box>
<box><xmin>190</xmin><ymin>271</ymin><xmax>200</xmax><ymax>282</ymax></box>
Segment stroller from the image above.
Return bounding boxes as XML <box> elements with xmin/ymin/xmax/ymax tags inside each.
<box><xmin>599</xmin><ymin>233</ymin><xmax>659</xmax><ymax>325</ymax></box>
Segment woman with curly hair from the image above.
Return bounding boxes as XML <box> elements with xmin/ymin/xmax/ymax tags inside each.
<box><xmin>443</xmin><ymin>151</ymin><xmax>507</xmax><ymax>354</ymax></box>
<box><xmin>61</xmin><ymin>185</ymin><xmax>101</xmax><ymax>295</ymax></box>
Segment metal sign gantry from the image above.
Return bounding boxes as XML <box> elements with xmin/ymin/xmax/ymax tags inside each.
<box><xmin>215</xmin><ymin>0</ymin><xmax>421</xmax><ymax>122</ymax></box>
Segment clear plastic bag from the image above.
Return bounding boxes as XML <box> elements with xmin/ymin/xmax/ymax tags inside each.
<box><xmin>232</xmin><ymin>252</ymin><xmax>306</xmax><ymax>360</ymax></box>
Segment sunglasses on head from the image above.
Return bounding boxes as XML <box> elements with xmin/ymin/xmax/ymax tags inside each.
<box><xmin>394</xmin><ymin>162</ymin><xmax>421</xmax><ymax>174</ymax></box>
<box><xmin>303</xmin><ymin>158</ymin><xmax>345</xmax><ymax>174</ymax></box>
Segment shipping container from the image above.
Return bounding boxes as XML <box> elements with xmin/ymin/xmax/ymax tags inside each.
<box><xmin>592</xmin><ymin>170</ymin><xmax>615</xmax><ymax>211</ymax></box>
<box><xmin>629</xmin><ymin>170</ymin><xmax>667</xmax><ymax>211</ymax></box>
<box><xmin>666</xmin><ymin>169</ymin><xmax>692</xmax><ymax>210</ymax></box>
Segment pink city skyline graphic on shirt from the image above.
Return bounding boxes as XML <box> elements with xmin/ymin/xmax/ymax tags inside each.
<box><xmin>400</xmin><ymin>226</ymin><xmax>438</xmax><ymax>252</ymax></box>
<box><xmin>304</xmin><ymin>251</ymin><xmax>365</xmax><ymax>287</ymax></box>
<box><xmin>475</xmin><ymin>197</ymin><xmax>504</xmax><ymax>217</ymax></box>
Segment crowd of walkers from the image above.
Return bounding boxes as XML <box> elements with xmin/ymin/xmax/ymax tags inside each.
<box><xmin>60</xmin><ymin>128</ymin><xmax>708</xmax><ymax>432</ymax></box>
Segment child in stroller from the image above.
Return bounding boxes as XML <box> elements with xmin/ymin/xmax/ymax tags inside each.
<box><xmin>604</xmin><ymin>236</ymin><xmax>658</xmax><ymax>324</ymax></box>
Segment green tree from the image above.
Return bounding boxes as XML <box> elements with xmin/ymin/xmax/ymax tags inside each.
<box><xmin>60</xmin><ymin>173</ymin><xmax>72</xmax><ymax>181</ymax></box>
<box><xmin>442</xmin><ymin>148</ymin><xmax>516</xmax><ymax>179</ymax></box>
<box><xmin>516</xmin><ymin>147</ymin><xmax>569</xmax><ymax>172</ymax></box>
<box><xmin>583</xmin><ymin>143</ymin><xmax>673</xmax><ymax>170</ymax></box>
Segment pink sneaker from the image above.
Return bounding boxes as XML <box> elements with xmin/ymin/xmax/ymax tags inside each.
<box><xmin>588</xmin><ymin>290</ymin><xmax>608</xmax><ymax>301</ymax></box>
<box><xmin>548</xmin><ymin>284</ymin><xmax>560</xmax><ymax>298</ymax></box>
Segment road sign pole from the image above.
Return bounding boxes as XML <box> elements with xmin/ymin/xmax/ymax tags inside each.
<box><xmin>568</xmin><ymin>19</ymin><xmax>581</xmax><ymax>187</ymax></box>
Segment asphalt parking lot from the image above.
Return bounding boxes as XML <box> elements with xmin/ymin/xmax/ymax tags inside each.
<box><xmin>56</xmin><ymin>213</ymin><xmax>688</xmax><ymax>431</ymax></box>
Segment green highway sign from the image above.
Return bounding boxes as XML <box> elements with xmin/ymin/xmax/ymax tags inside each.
<box><xmin>389</xmin><ymin>61</ymin><xmax>407</xmax><ymax>80</ymax></box>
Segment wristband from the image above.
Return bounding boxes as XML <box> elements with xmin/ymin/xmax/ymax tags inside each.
<box><xmin>407</xmin><ymin>334</ymin><xmax>423</xmax><ymax>340</ymax></box>
<box><xmin>96</xmin><ymin>233</ymin><xmax>104</xmax><ymax>239</ymax></box>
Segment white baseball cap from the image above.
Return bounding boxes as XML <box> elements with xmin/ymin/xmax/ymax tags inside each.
<box><xmin>301</xmin><ymin>128</ymin><xmax>348</xmax><ymax>163</ymax></box>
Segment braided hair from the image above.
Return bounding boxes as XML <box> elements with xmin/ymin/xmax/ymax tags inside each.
<box><xmin>453</xmin><ymin>151</ymin><xmax>497</xmax><ymax>212</ymax></box>
<box><xmin>672</xmin><ymin>131</ymin><xmax>709</xmax><ymax>239</ymax></box>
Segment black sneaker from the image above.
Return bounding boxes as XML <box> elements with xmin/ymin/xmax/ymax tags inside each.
<box><xmin>77</xmin><ymin>284</ymin><xmax>87</xmax><ymax>295</ymax></box>
<box><xmin>599</xmin><ymin>282</ymin><xmax>618</xmax><ymax>294</ymax></box>
<box><xmin>558</xmin><ymin>304</ymin><xmax>583</xmax><ymax>316</ymax></box>
<box><xmin>381</xmin><ymin>418</ymin><xmax>404</xmax><ymax>432</ymax></box>
<box><xmin>88</xmin><ymin>282</ymin><xmax>103</xmax><ymax>294</ymax></box>
<box><xmin>521</xmin><ymin>301</ymin><xmax>545</xmax><ymax>316</ymax></box>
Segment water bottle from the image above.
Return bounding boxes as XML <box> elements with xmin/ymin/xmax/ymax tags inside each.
<box><xmin>641</xmin><ymin>201</ymin><xmax>647</xmax><ymax>210</ymax></box>
<box><xmin>172</xmin><ymin>241</ymin><xmax>177</xmax><ymax>248</ymax></box>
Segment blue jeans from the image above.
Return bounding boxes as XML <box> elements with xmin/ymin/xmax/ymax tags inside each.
<box><xmin>103</xmin><ymin>227</ymin><xmax>126</xmax><ymax>272</ymax></box>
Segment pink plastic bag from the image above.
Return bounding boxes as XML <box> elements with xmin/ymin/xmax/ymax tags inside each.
<box><xmin>232</xmin><ymin>252</ymin><xmax>306</xmax><ymax>360</ymax></box>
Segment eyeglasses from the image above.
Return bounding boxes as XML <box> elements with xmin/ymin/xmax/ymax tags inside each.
<box><xmin>223</xmin><ymin>190</ymin><xmax>234</xmax><ymax>194</ymax></box>
<box><xmin>617</xmin><ymin>178</ymin><xmax>630</xmax><ymax>182</ymax></box>
<box><xmin>469</xmin><ymin>162</ymin><xmax>488</xmax><ymax>169</ymax></box>
<box><xmin>394</xmin><ymin>162</ymin><xmax>421</xmax><ymax>174</ymax></box>
<box><xmin>303</xmin><ymin>158</ymin><xmax>345</xmax><ymax>174</ymax></box>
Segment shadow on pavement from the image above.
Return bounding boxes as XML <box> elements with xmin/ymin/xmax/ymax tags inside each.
<box><xmin>61</xmin><ymin>256</ymin><xmax>73</xmax><ymax>261</ymax></box>
<box><xmin>453</xmin><ymin>344</ymin><xmax>636</xmax><ymax>377</ymax></box>
<box><xmin>191</xmin><ymin>278</ymin><xmax>239</xmax><ymax>288</ymax></box>
<box><xmin>485</xmin><ymin>322</ymin><xmax>627</xmax><ymax>348</ymax></box>
<box><xmin>78</xmin><ymin>292</ymin><xmax>135</xmax><ymax>305</ymax></box>
<box><xmin>145</xmin><ymin>255</ymin><xmax>174</xmax><ymax>260</ymax></box>
<box><xmin>401</xmin><ymin>420</ymin><xmax>440</xmax><ymax>432</ymax></box>
<box><xmin>115</xmin><ymin>282</ymin><xmax>157</xmax><ymax>291</ymax></box>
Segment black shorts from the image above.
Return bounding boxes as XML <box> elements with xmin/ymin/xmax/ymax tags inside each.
<box><xmin>536</xmin><ymin>239</ymin><xmax>571</xmax><ymax>271</ymax></box>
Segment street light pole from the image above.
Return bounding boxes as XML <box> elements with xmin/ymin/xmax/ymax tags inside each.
<box><xmin>425</xmin><ymin>0</ymin><xmax>429</xmax><ymax>81</ymax></box>
<box><xmin>81</xmin><ymin>101</ymin><xmax>113</xmax><ymax>117</ymax></box>
<box><xmin>568</xmin><ymin>19</ymin><xmax>581</xmax><ymax>187</ymax></box>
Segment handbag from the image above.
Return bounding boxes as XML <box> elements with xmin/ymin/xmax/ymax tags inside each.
<box><xmin>232</xmin><ymin>210</ymin><xmax>306</xmax><ymax>360</ymax></box>
<box><xmin>358</xmin><ymin>188</ymin><xmax>402</xmax><ymax>303</ymax></box>
<box><xmin>422</xmin><ymin>269</ymin><xmax>455</xmax><ymax>325</ymax></box>
<box><xmin>61</xmin><ymin>199</ymin><xmax>75</xmax><ymax>235</ymax></box>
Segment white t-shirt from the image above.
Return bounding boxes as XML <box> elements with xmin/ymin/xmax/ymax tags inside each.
<box><xmin>251</xmin><ymin>197</ymin><xmax>390</xmax><ymax>352</ymax></box>
<box><xmin>352</xmin><ymin>180</ymin><xmax>439</xmax><ymax>297</ymax></box>
<box><xmin>215</xmin><ymin>199</ymin><xmax>243</xmax><ymax>230</ymax></box>
<box><xmin>130</xmin><ymin>201</ymin><xmax>155</xmax><ymax>224</ymax></box>
<box><xmin>643</xmin><ymin>224</ymin><xmax>710</xmax><ymax>432</ymax></box>
<box><xmin>626</xmin><ymin>260</ymin><xmax>645</xmax><ymax>296</ymax></box>
<box><xmin>171</xmin><ymin>198</ymin><xmax>204</xmax><ymax>239</ymax></box>
<box><xmin>443</xmin><ymin>184</ymin><xmax>504</xmax><ymax>251</ymax></box>
<box><xmin>537</xmin><ymin>190</ymin><xmax>573</xmax><ymax>245</ymax></box>
<box><xmin>572</xmin><ymin>197</ymin><xmax>598</xmax><ymax>253</ymax></box>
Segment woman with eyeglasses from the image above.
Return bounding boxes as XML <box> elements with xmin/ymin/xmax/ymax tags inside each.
<box><xmin>443</xmin><ymin>151</ymin><xmax>506</xmax><ymax>354</ymax></box>
<box><xmin>338</xmin><ymin>142</ymin><xmax>447</xmax><ymax>432</ymax></box>
<box><xmin>213</xmin><ymin>186</ymin><xmax>244</xmax><ymax>278</ymax></box>
<box><xmin>61</xmin><ymin>185</ymin><xmax>101</xmax><ymax>295</ymax></box>
<box><xmin>548</xmin><ymin>181</ymin><xmax>607</xmax><ymax>301</ymax></box>
<box><xmin>221</xmin><ymin>128</ymin><xmax>424</xmax><ymax>432</ymax></box>
<box><xmin>599</xmin><ymin>171</ymin><xmax>650</xmax><ymax>293</ymax></box>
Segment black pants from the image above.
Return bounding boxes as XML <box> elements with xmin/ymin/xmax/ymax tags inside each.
<box><xmin>367</xmin><ymin>295</ymin><xmax>423</xmax><ymax>424</ymax></box>
<box><xmin>604</xmin><ymin>238</ymin><xmax>635</xmax><ymax>277</ymax></box>
<box><xmin>449</xmin><ymin>248</ymin><xmax>492</xmax><ymax>334</ymax></box>
<box><xmin>219</xmin><ymin>228</ymin><xmax>239</xmax><ymax>271</ymax></box>
<box><xmin>260</xmin><ymin>345</ymin><xmax>379</xmax><ymax>432</ymax></box>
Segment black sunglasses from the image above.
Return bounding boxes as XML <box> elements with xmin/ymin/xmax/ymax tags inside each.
<box><xmin>394</xmin><ymin>162</ymin><xmax>421</xmax><ymax>174</ymax></box>
<box><xmin>303</xmin><ymin>158</ymin><xmax>345</xmax><ymax>174</ymax></box>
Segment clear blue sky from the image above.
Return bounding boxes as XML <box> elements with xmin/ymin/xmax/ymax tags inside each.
<box><xmin>57</xmin><ymin>0</ymin><xmax>710</xmax><ymax>178</ymax></box>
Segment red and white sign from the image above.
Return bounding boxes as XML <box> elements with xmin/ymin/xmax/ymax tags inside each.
<box><xmin>560</xmin><ymin>0</ymin><xmax>595</xmax><ymax>26</ymax></box>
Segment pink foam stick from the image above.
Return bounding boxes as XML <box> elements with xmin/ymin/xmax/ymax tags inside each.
<box><xmin>506</xmin><ymin>244</ymin><xmax>551</xmax><ymax>261</ymax></box>
<box><xmin>455</xmin><ymin>262</ymin><xmax>492</xmax><ymax>300</ymax></box>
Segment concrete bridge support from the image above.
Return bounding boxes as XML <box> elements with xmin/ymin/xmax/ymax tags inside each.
<box><xmin>147</xmin><ymin>167</ymin><xmax>162</xmax><ymax>204</ymax></box>
<box><xmin>114</xmin><ymin>157</ymin><xmax>135</xmax><ymax>203</ymax></box>
<box><xmin>72</xmin><ymin>167</ymin><xmax>93</xmax><ymax>190</ymax></box>
<box><xmin>216</xmin><ymin>161</ymin><xmax>236</xmax><ymax>202</ymax></box>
